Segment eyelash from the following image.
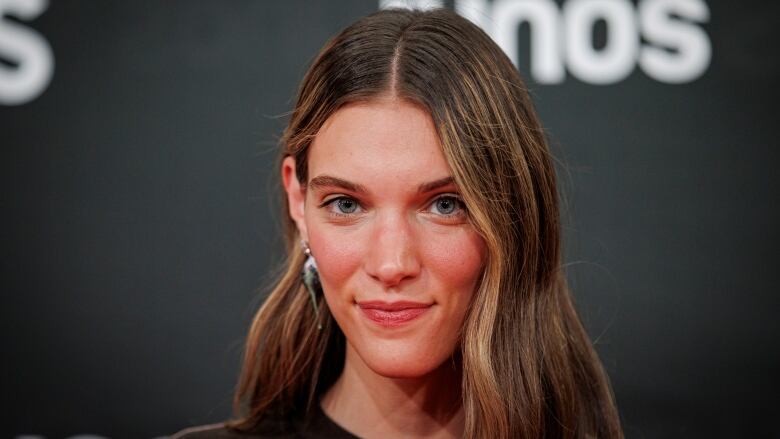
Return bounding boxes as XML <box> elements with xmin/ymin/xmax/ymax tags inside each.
<box><xmin>318</xmin><ymin>194</ymin><xmax>467</xmax><ymax>219</ymax></box>
<box><xmin>320</xmin><ymin>197</ymin><xmax>362</xmax><ymax>217</ymax></box>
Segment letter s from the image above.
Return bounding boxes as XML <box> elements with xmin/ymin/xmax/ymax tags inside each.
<box><xmin>0</xmin><ymin>0</ymin><xmax>53</xmax><ymax>105</ymax></box>
<box><xmin>639</xmin><ymin>0</ymin><xmax>711</xmax><ymax>83</ymax></box>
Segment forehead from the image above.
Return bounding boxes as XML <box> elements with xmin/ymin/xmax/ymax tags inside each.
<box><xmin>307</xmin><ymin>98</ymin><xmax>451</xmax><ymax>184</ymax></box>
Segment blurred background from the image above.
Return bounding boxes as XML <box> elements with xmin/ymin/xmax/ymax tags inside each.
<box><xmin>2</xmin><ymin>0</ymin><xmax>778</xmax><ymax>438</ymax></box>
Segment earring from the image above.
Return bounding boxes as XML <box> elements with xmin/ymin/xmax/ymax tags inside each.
<box><xmin>301</xmin><ymin>241</ymin><xmax>323</xmax><ymax>330</ymax></box>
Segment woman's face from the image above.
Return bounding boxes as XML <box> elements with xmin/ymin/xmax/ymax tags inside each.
<box><xmin>283</xmin><ymin>97</ymin><xmax>486</xmax><ymax>378</ymax></box>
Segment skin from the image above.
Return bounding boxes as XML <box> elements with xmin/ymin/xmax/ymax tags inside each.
<box><xmin>282</xmin><ymin>96</ymin><xmax>486</xmax><ymax>438</ymax></box>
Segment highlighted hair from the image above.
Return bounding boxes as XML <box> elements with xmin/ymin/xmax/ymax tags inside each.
<box><xmin>231</xmin><ymin>8</ymin><xmax>623</xmax><ymax>438</ymax></box>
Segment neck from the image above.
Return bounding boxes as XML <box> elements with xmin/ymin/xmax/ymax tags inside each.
<box><xmin>320</xmin><ymin>343</ymin><xmax>465</xmax><ymax>438</ymax></box>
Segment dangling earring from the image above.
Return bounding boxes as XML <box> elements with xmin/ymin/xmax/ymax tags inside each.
<box><xmin>301</xmin><ymin>241</ymin><xmax>323</xmax><ymax>330</ymax></box>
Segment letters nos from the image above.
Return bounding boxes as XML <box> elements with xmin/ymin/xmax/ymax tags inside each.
<box><xmin>0</xmin><ymin>0</ymin><xmax>713</xmax><ymax>105</ymax></box>
<box><xmin>382</xmin><ymin>0</ymin><xmax>712</xmax><ymax>84</ymax></box>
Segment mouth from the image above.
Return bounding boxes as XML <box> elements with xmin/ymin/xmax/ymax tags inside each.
<box><xmin>356</xmin><ymin>300</ymin><xmax>433</xmax><ymax>327</ymax></box>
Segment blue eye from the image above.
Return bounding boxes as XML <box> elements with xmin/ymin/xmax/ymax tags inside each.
<box><xmin>430</xmin><ymin>195</ymin><xmax>463</xmax><ymax>216</ymax></box>
<box><xmin>335</xmin><ymin>197</ymin><xmax>358</xmax><ymax>214</ymax></box>
<box><xmin>321</xmin><ymin>196</ymin><xmax>361</xmax><ymax>215</ymax></box>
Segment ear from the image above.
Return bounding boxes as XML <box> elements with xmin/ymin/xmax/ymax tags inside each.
<box><xmin>282</xmin><ymin>156</ymin><xmax>308</xmax><ymax>242</ymax></box>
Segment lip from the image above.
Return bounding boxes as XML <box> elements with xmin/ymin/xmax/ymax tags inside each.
<box><xmin>357</xmin><ymin>301</ymin><xmax>433</xmax><ymax>327</ymax></box>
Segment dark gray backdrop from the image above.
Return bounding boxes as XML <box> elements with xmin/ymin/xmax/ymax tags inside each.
<box><xmin>2</xmin><ymin>1</ymin><xmax>778</xmax><ymax>438</ymax></box>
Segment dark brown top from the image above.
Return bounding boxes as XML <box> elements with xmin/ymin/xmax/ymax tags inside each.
<box><xmin>172</xmin><ymin>404</ymin><xmax>359</xmax><ymax>439</ymax></box>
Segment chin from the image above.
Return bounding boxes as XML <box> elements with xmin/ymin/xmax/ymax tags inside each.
<box><xmin>356</xmin><ymin>341</ymin><xmax>451</xmax><ymax>379</ymax></box>
<box><xmin>370</xmin><ymin>363</ymin><xmax>435</xmax><ymax>379</ymax></box>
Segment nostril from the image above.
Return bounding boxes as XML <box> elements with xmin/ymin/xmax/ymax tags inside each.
<box><xmin>367</xmin><ymin>252</ymin><xmax>422</xmax><ymax>288</ymax></box>
<box><xmin>374</xmin><ymin>265</ymin><xmax>410</xmax><ymax>287</ymax></box>
<box><xmin>364</xmin><ymin>216</ymin><xmax>422</xmax><ymax>286</ymax></box>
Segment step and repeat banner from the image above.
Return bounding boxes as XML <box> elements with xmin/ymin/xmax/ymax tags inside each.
<box><xmin>2</xmin><ymin>1</ymin><xmax>777</xmax><ymax>438</ymax></box>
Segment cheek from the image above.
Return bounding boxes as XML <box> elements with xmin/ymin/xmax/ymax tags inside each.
<box><xmin>423</xmin><ymin>227</ymin><xmax>486</xmax><ymax>295</ymax></box>
<box><xmin>305</xmin><ymin>221</ymin><xmax>363</xmax><ymax>299</ymax></box>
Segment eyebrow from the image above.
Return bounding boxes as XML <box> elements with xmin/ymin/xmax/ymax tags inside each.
<box><xmin>308</xmin><ymin>175</ymin><xmax>456</xmax><ymax>194</ymax></box>
<box><xmin>308</xmin><ymin>175</ymin><xmax>367</xmax><ymax>193</ymax></box>
<box><xmin>417</xmin><ymin>176</ymin><xmax>455</xmax><ymax>193</ymax></box>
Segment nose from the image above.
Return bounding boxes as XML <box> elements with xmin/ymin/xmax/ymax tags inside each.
<box><xmin>364</xmin><ymin>211</ymin><xmax>421</xmax><ymax>288</ymax></box>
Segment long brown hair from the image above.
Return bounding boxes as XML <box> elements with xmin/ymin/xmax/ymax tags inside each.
<box><xmin>232</xmin><ymin>8</ymin><xmax>623</xmax><ymax>438</ymax></box>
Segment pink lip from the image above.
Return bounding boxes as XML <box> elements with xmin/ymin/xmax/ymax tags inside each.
<box><xmin>357</xmin><ymin>301</ymin><xmax>433</xmax><ymax>327</ymax></box>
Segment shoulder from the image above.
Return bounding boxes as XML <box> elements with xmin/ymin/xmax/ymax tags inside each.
<box><xmin>170</xmin><ymin>405</ymin><xmax>357</xmax><ymax>439</ymax></box>
<box><xmin>170</xmin><ymin>423</ymin><xmax>234</xmax><ymax>439</ymax></box>
<box><xmin>170</xmin><ymin>422</ymin><xmax>295</xmax><ymax>439</ymax></box>
<box><xmin>168</xmin><ymin>421</ymin><xmax>298</xmax><ymax>439</ymax></box>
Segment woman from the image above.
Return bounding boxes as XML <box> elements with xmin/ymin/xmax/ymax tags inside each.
<box><xmin>175</xmin><ymin>7</ymin><xmax>622</xmax><ymax>439</ymax></box>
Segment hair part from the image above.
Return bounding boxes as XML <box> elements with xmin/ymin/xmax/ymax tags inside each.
<box><xmin>231</xmin><ymin>8</ymin><xmax>623</xmax><ymax>438</ymax></box>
